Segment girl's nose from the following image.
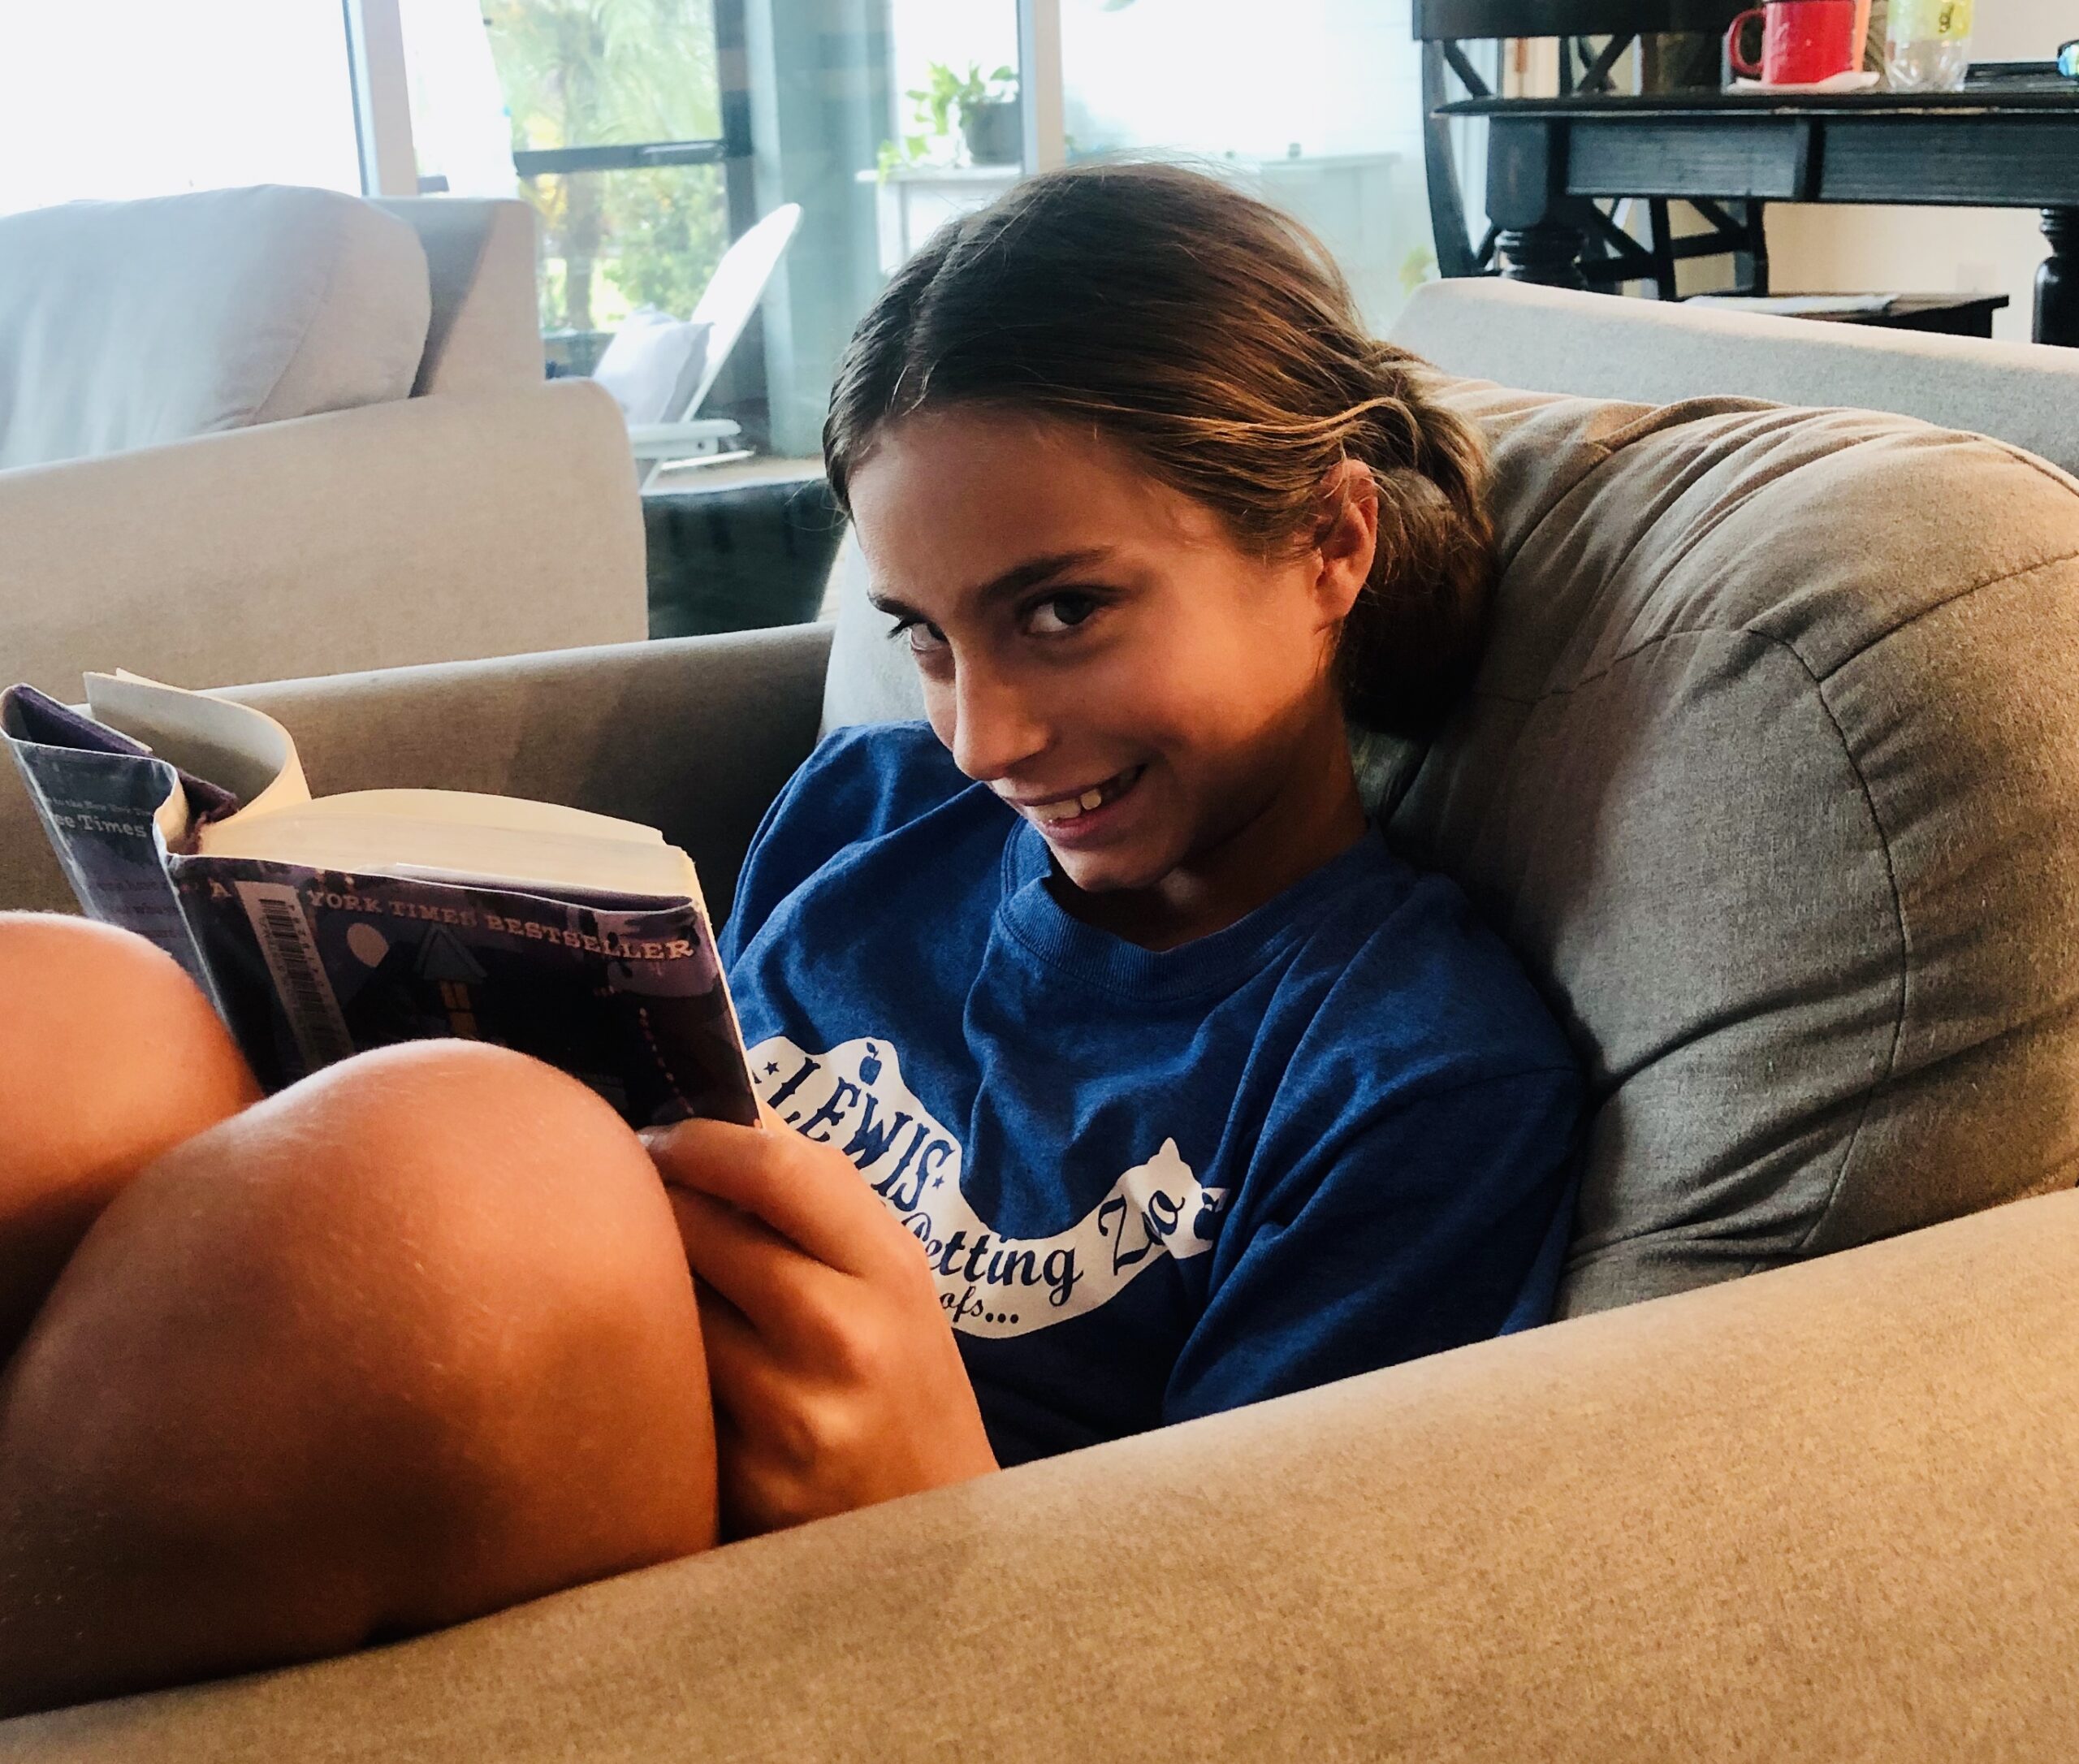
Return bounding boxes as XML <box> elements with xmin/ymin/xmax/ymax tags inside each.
<box><xmin>947</xmin><ymin>659</ymin><xmax>1049</xmax><ymax>784</ymax></box>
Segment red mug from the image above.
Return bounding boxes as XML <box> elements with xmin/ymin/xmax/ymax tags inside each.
<box><xmin>1725</xmin><ymin>0</ymin><xmax>1856</xmax><ymax>83</ymax></box>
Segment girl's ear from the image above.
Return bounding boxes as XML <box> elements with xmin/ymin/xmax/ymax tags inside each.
<box><xmin>1312</xmin><ymin>458</ymin><xmax>1379</xmax><ymax>626</ymax></box>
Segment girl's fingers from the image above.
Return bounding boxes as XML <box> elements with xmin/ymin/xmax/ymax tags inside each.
<box><xmin>692</xmin><ymin>1285</ymin><xmax>794</xmax><ymax>1433</ymax></box>
<box><xmin>709</xmin><ymin>1404</ymin><xmax>775</xmax><ymax>1542</ymax></box>
<box><xmin>698</xmin><ymin>1299</ymin><xmax>819</xmax><ymax>1537</ymax></box>
<box><xmin>669</xmin><ymin>1187</ymin><xmax>836</xmax><ymax>1351</ymax></box>
<box><xmin>646</xmin><ymin>1116</ymin><xmax>900</xmax><ymax>1281</ymax></box>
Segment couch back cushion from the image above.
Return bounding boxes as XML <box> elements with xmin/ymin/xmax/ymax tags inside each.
<box><xmin>0</xmin><ymin>184</ymin><xmax>430</xmax><ymax>470</ymax></box>
<box><xmin>1394</xmin><ymin>383</ymin><xmax>2079</xmax><ymax>1314</ymax></box>
<box><xmin>819</xmin><ymin>383</ymin><xmax>2079</xmax><ymax>1317</ymax></box>
<box><xmin>370</xmin><ymin>197</ymin><xmax>542</xmax><ymax>396</ymax></box>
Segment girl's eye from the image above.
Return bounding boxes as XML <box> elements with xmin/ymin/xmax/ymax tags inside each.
<box><xmin>884</xmin><ymin>593</ymin><xmax>1102</xmax><ymax>655</ymax></box>
<box><xmin>1026</xmin><ymin>593</ymin><xmax>1099</xmax><ymax>635</ymax></box>
<box><xmin>887</xmin><ymin>617</ymin><xmax>947</xmax><ymax>655</ymax></box>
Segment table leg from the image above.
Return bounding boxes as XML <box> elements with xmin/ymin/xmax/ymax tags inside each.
<box><xmin>1485</xmin><ymin>119</ymin><xmax>1587</xmax><ymax>290</ymax></box>
<box><xmin>1496</xmin><ymin>218</ymin><xmax>1589</xmax><ymax>289</ymax></box>
<box><xmin>2034</xmin><ymin>209</ymin><xmax>2079</xmax><ymax>348</ymax></box>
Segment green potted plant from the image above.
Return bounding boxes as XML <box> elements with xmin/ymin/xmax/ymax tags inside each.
<box><xmin>956</xmin><ymin>64</ymin><xmax>1022</xmax><ymax>166</ymax></box>
<box><xmin>879</xmin><ymin>61</ymin><xmax>1020</xmax><ymax>177</ymax></box>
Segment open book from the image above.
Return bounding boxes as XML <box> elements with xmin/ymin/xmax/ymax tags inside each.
<box><xmin>2</xmin><ymin>673</ymin><xmax>759</xmax><ymax>1129</ymax></box>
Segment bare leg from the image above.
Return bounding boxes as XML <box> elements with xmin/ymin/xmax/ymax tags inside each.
<box><xmin>0</xmin><ymin>919</ymin><xmax>717</xmax><ymax>1717</ymax></box>
<box><xmin>0</xmin><ymin>914</ymin><xmax>259</xmax><ymax>1350</ymax></box>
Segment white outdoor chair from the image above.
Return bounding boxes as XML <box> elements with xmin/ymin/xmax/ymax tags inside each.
<box><xmin>591</xmin><ymin>202</ymin><xmax>803</xmax><ymax>489</ymax></box>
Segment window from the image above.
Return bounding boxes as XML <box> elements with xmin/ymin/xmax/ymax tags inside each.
<box><xmin>747</xmin><ymin>0</ymin><xmax>1436</xmax><ymax>462</ymax></box>
<box><xmin>2</xmin><ymin>2</ymin><xmax>1438</xmax><ymax>462</ymax></box>
<box><xmin>402</xmin><ymin>0</ymin><xmax>738</xmax><ymax>375</ymax></box>
<box><xmin>0</xmin><ymin>1</ymin><xmax>361</xmax><ymax>216</ymax></box>
<box><xmin>1059</xmin><ymin>0</ymin><xmax>1435</xmax><ymax>331</ymax></box>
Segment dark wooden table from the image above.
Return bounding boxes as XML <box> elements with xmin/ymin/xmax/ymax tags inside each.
<box><xmin>1440</xmin><ymin>80</ymin><xmax>2079</xmax><ymax>344</ymax></box>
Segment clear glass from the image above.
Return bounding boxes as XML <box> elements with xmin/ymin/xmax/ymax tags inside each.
<box><xmin>1882</xmin><ymin>0</ymin><xmax>1973</xmax><ymax>92</ymax></box>
<box><xmin>482</xmin><ymin>0</ymin><xmax>722</xmax><ymax>149</ymax></box>
<box><xmin>1883</xmin><ymin>35</ymin><xmax>1970</xmax><ymax>92</ymax></box>
<box><xmin>745</xmin><ymin>0</ymin><xmax>1436</xmax><ymax>455</ymax></box>
<box><xmin>797</xmin><ymin>2</ymin><xmax>1021</xmax><ymax>452</ymax></box>
<box><xmin>529</xmin><ymin>165</ymin><xmax>731</xmax><ymax>358</ymax></box>
<box><xmin>0</xmin><ymin>0</ymin><xmax>361</xmax><ymax>216</ymax></box>
<box><xmin>401</xmin><ymin>2</ymin><xmax>730</xmax><ymax>349</ymax></box>
<box><xmin>888</xmin><ymin>0</ymin><xmax>1022</xmax><ymax>172</ymax></box>
<box><xmin>1057</xmin><ymin>0</ymin><xmax>1436</xmax><ymax>332</ymax></box>
<box><xmin>399</xmin><ymin>0</ymin><xmax>523</xmax><ymax>199</ymax></box>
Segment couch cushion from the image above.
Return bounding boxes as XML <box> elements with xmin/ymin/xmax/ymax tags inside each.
<box><xmin>592</xmin><ymin>311</ymin><xmax>712</xmax><ymax>426</ymax></box>
<box><xmin>1390</xmin><ymin>383</ymin><xmax>2079</xmax><ymax>1315</ymax></box>
<box><xmin>370</xmin><ymin>197</ymin><xmax>542</xmax><ymax>396</ymax></box>
<box><xmin>0</xmin><ymin>185</ymin><xmax>430</xmax><ymax>470</ymax></box>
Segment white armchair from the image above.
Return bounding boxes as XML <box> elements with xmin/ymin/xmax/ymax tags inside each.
<box><xmin>0</xmin><ymin>186</ymin><xmax>646</xmax><ymax>699</ymax></box>
<box><xmin>589</xmin><ymin>203</ymin><xmax>803</xmax><ymax>488</ymax></box>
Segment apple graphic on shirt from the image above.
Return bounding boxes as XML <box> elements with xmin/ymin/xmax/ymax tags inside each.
<box><xmin>858</xmin><ymin>1043</ymin><xmax>883</xmax><ymax>1085</ymax></box>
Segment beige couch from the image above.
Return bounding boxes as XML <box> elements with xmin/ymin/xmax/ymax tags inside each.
<box><xmin>5</xmin><ymin>286</ymin><xmax>2079</xmax><ymax>1758</ymax></box>
<box><xmin>0</xmin><ymin>187</ymin><xmax>645</xmax><ymax>700</ymax></box>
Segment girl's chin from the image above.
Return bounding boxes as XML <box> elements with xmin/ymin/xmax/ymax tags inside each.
<box><xmin>1046</xmin><ymin>839</ymin><xmax>1172</xmax><ymax>897</ymax></box>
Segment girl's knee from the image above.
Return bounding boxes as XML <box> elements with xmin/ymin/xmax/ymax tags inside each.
<box><xmin>272</xmin><ymin>1040</ymin><xmax>698</xmax><ymax>1320</ymax></box>
<box><xmin>7</xmin><ymin>1039</ymin><xmax>715</xmax><ymax>1651</ymax></box>
<box><xmin>241</xmin><ymin>1044</ymin><xmax>720</xmax><ymax>1613</ymax></box>
<box><xmin>0</xmin><ymin>914</ymin><xmax>257</xmax><ymax>1176</ymax></box>
<box><xmin>0</xmin><ymin>914</ymin><xmax>258</xmax><ymax>1338</ymax></box>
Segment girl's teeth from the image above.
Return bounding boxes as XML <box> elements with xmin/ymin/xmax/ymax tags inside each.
<box><xmin>1032</xmin><ymin>768</ymin><xmax>1136</xmax><ymax>823</ymax></box>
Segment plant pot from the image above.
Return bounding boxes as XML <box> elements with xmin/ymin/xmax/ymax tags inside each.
<box><xmin>961</xmin><ymin>98</ymin><xmax>1022</xmax><ymax>167</ymax></box>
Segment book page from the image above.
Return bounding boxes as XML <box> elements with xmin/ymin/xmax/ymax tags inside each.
<box><xmin>200</xmin><ymin>813</ymin><xmax>702</xmax><ymax>904</ymax></box>
<box><xmin>86</xmin><ymin>674</ymin><xmax>697</xmax><ymax>905</ymax></box>
<box><xmin>259</xmin><ymin>788</ymin><xmax>667</xmax><ymax>845</ymax></box>
<box><xmin>85</xmin><ymin>672</ymin><xmax>308</xmax><ymax>818</ymax></box>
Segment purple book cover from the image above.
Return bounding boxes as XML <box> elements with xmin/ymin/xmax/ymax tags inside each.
<box><xmin>3</xmin><ymin>683</ymin><xmax>758</xmax><ymax>1130</ymax></box>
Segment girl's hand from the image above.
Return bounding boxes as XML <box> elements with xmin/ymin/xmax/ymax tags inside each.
<box><xmin>643</xmin><ymin>1104</ymin><xmax>999</xmax><ymax>1539</ymax></box>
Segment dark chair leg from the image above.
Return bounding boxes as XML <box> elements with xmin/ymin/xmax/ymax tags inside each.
<box><xmin>1648</xmin><ymin>198</ymin><xmax>1679</xmax><ymax>300</ymax></box>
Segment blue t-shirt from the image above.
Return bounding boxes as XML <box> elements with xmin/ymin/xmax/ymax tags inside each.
<box><xmin>718</xmin><ymin>721</ymin><xmax>1583</xmax><ymax>1468</ymax></box>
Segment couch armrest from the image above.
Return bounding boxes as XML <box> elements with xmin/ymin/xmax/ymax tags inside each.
<box><xmin>14</xmin><ymin>1185</ymin><xmax>2079</xmax><ymax>1758</ymax></box>
<box><xmin>0</xmin><ymin>378</ymin><xmax>646</xmax><ymax>703</ymax></box>
<box><xmin>0</xmin><ymin>625</ymin><xmax>832</xmax><ymax>923</ymax></box>
<box><xmin>1389</xmin><ymin>278</ymin><xmax>2079</xmax><ymax>480</ymax></box>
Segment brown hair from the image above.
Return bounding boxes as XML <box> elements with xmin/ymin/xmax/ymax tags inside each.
<box><xmin>823</xmin><ymin>159</ymin><xmax>1494</xmax><ymax>736</ymax></box>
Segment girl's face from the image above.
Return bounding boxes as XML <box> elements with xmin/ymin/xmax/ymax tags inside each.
<box><xmin>846</xmin><ymin>406</ymin><xmax>1378</xmax><ymax>940</ymax></box>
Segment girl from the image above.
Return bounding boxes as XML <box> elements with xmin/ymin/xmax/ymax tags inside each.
<box><xmin>0</xmin><ymin>161</ymin><xmax>1580</xmax><ymax>1716</ymax></box>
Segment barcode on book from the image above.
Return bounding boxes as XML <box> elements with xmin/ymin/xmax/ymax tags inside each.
<box><xmin>235</xmin><ymin>880</ymin><xmax>356</xmax><ymax>1074</ymax></box>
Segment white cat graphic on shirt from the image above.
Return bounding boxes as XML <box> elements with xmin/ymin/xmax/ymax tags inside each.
<box><xmin>747</xmin><ymin>1033</ymin><xmax>1227</xmax><ymax>1338</ymax></box>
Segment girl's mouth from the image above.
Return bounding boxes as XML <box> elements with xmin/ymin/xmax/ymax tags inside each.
<box><xmin>1022</xmin><ymin>764</ymin><xmax>1147</xmax><ymax>844</ymax></box>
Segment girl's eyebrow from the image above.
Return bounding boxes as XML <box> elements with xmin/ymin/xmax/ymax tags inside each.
<box><xmin>867</xmin><ymin>547</ymin><xmax>1115</xmax><ymax>620</ymax></box>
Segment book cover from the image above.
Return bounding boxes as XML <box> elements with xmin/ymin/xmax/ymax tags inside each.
<box><xmin>2</xmin><ymin>683</ymin><xmax>759</xmax><ymax>1130</ymax></box>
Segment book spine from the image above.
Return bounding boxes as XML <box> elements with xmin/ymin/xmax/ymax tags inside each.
<box><xmin>3</xmin><ymin>733</ymin><xmax>216</xmax><ymax>1001</ymax></box>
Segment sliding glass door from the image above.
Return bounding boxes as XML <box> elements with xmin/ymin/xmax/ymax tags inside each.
<box><xmin>400</xmin><ymin>0</ymin><xmax>740</xmax><ymax>375</ymax></box>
